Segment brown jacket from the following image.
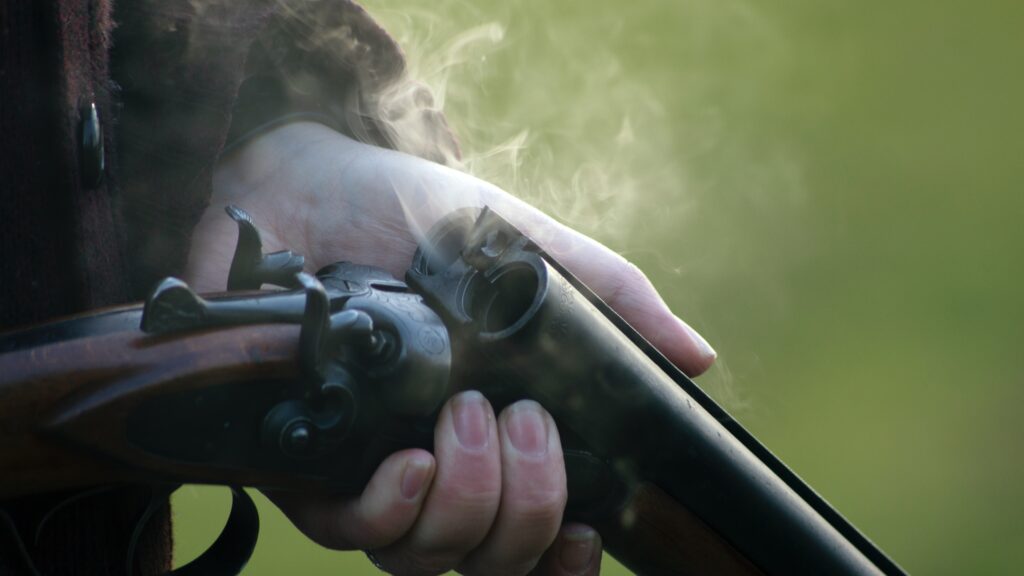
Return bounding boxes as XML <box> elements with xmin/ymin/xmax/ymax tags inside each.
<box><xmin>0</xmin><ymin>0</ymin><xmax>456</xmax><ymax>573</ymax></box>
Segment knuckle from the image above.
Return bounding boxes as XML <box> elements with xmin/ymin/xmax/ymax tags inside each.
<box><xmin>307</xmin><ymin>503</ymin><xmax>404</xmax><ymax>551</ymax></box>
<box><xmin>353</xmin><ymin>513</ymin><xmax>401</xmax><ymax>550</ymax></box>
<box><xmin>511</xmin><ymin>486</ymin><xmax>567</xmax><ymax>527</ymax></box>
<box><xmin>435</xmin><ymin>471</ymin><xmax>502</xmax><ymax>509</ymax></box>
<box><xmin>608</xmin><ymin>259</ymin><xmax>650</xmax><ymax>306</ymax></box>
<box><xmin>623</xmin><ymin>260</ymin><xmax>654</xmax><ymax>291</ymax></box>
<box><xmin>435</xmin><ymin>483</ymin><xmax>502</xmax><ymax>522</ymax></box>
<box><xmin>312</xmin><ymin>513</ymin><xmax>353</xmax><ymax>550</ymax></box>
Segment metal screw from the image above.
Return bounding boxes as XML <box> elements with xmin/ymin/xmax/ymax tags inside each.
<box><xmin>79</xmin><ymin>102</ymin><xmax>104</xmax><ymax>189</ymax></box>
<box><xmin>284</xmin><ymin>422</ymin><xmax>312</xmax><ymax>454</ymax></box>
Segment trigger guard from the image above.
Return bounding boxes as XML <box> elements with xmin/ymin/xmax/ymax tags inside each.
<box><xmin>130</xmin><ymin>486</ymin><xmax>258</xmax><ymax>576</ymax></box>
<box><xmin>170</xmin><ymin>486</ymin><xmax>259</xmax><ymax>576</ymax></box>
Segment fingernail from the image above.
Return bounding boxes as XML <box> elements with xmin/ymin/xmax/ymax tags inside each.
<box><xmin>453</xmin><ymin>391</ymin><xmax>490</xmax><ymax>450</ymax></box>
<box><xmin>677</xmin><ymin>315</ymin><xmax>716</xmax><ymax>359</ymax></box>
<box><xmin>400</xmin><ymin>454</ymin><xmax>434</xmax><ymax>500</ymax></box>
<box><xmin>559</xmin><ymin>525</ymin><xmax>598</xmax><ymax>573</ymax></box>
<box><xmin>506</xmin><ymin>401</ymin><xmax>548</xmax><ymax>456</ymax></box>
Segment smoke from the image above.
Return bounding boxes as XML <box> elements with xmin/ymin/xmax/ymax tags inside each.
<box><xmin>255</xmin><ymin>0</ymin><xmax>806</xmax><ymax>408</ymax></box>
<box><xmin>361</xmin><ymin>0</ymin><xmax>688</xmax><ymax>252</ymax></box>
<box><xmin>353</xmin><ymin>0</ymin><xmax>747</xmax><ymax>407</ymax></box>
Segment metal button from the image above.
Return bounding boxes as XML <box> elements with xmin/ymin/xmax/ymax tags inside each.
<box><xmin>79</xmin><ymin>102</ymin><xmax>104</xmax><ymax>189</ymax></box>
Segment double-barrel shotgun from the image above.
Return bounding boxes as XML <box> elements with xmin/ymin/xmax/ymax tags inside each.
<box><xmin>0</xmin><ymin>206</ymin><xmax>904</xmax><ymax>575</ymax></box>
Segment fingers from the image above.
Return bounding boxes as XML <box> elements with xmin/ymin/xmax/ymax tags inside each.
<box><xmin>529</xmin><ymin>524</ymin><xmax>603</xmax><ymax>576</ymax></box>
<box><xmin>267</xmin><ymin>394</ymin><xmax>585</xmax><ymax>576</ymax></box>
<box><xmin>373</xmin><ymin>394</ymin><xmax>569</xmax><ymax>576</ymax></box>
<box><xmin>269</xmin><ymin>393</ymin><xmax>571</xmax><ymax>575</ymax></box>
<box><xmin>482</xmin><ymin>190</ymin><xmax>717</xmax><ymax>376</ymax></box>
<box><xmin>373</xmin><ymin>391</ymin><xmax>502</xmax><ymax>574</ymax></box>
<box><xmin>267</xmin><ymin>449</ymin><xmax>435</xmax><ymax>550</ymax></box>
<box><xmin>459</xmin><ymin>401</ymin><xmax>567</xmax><ymax>574</ymax></box>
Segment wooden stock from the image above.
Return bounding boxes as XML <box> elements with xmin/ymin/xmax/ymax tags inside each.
<box><xmin>0</xmin><ymin>325</ymin><xmax>305</xmax><ymax>498</ymax></box>
<box><xmin>0</xmin><ymin>325</ymin><xmax>772</xmax><ymax>574</ymax></box>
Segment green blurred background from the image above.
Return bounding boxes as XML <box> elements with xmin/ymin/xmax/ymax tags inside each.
<box><xmin>174</xmin><ymin>1</ymin><xmax>1024</xmax><ymax>573</ymax></box>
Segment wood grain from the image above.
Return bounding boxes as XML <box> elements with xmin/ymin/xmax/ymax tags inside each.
<box><xmin>0</xmin><ymin>325</ymin><xmax>305</xmax><ymax>498</ymax></box>
<box><xmin>598</xmin><ymin>482</ymin><xmax>765</xmax><ymax>576</ymax></box>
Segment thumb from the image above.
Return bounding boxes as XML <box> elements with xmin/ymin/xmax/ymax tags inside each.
<box><xmin>265</xmin><ymin>449</ymin><xmax>436</xmax><ymax>551</ymax></box>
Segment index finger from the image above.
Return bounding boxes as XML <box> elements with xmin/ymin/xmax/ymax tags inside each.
<box><xmin>483</xmin><ymin>190</ymin><xmax>716</xmax><ymax>377</ymax></box>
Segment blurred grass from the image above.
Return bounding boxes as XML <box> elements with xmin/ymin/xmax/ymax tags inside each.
<box><xmin>175</xmin><ymin>0</ymin><xmax>1024</xmax><ymax>573</ymax></box>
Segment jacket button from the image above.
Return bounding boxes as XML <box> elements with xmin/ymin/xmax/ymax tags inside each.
<box><xmin>80</xmin><ymin>102</ymin><xmax>105</xmax><ymax>189</ymax></box>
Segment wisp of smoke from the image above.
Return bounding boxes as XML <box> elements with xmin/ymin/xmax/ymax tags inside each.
<box><xmin>361</xmin><ymin>0</ymin><xmax>687</xmax><ymax>249</ymax></box>
<box><xmin>266</xmin><ymin>0</ymin><xmax>781</xmax><ymax>407</ymax></box>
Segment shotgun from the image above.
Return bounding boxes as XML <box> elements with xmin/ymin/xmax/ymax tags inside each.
<box><xmin>0</xmin><ymin>206</ymin><xmax>904</xmax><ymax>575</ymax></box>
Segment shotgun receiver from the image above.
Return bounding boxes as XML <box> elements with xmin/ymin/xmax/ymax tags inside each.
<box><xmin>0</xmin><ymin>206</ymin><xmax>904</xmax><ymax>575</ymax></box>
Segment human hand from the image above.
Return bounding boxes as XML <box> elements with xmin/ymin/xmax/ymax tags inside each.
<box><xmin>184</xmin><ymin>122</ymin><xmax>715</xmax><ymax>575</ymax></box>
